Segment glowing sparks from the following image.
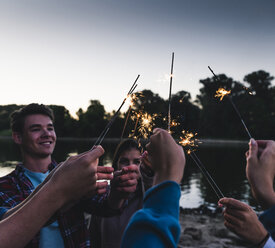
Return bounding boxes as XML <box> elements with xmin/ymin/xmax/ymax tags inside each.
<box><xmin>215</xmin><ymin>88</ymin><xmax>231</xmax><ymax>101</ymax></box>
<box><xmin>242</xmin><ymin>86</ymin><xmax>254</xmax><ymax>95</ymax></box>
<box><xmin>171</xmin><ymin>120</ymin><xmax>179</xmax><ymax>127</ymax></box>
<box><xmin>125</xmin><ymin>94</ymin><xmax>135</xmax><ymax>108</ymax></box>
<box><xmin>131</xmin><ymin>112</ymin><xmax>158</xmax><ymax>139</ymax></box>
<box><xmin>139</xmin><ymin>113</ymin><xmax>156</xmax><ymax>138</ymax></box>
<box><xmin>179</xmin><ymin>130</ymin><xmax>199</xmax><ymax>153</ymax></box>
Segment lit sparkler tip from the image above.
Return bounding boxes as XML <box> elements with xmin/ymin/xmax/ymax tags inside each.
<box><xmin>171</xmin><ymin>120</ymin><xmax>179</xmax><ymax>127</ymax></box>
<box><xmin>179</xmin><ymin>130</ymin><xmax>199</xmax><ymax>153</ymax></box>
<box><xmin>125</xmin><ymin>92</ymin><xmax>139</xmax><ymax>108</ymax></box>
<box><xmin>215</xmin><ymin>88</ymin><xmax>231</xmax><ymax>101</ymax></box>
<box><xmin>136</xmin><ymin>112</ymin><xmax>158</xmax><ymax>139</ymax></box>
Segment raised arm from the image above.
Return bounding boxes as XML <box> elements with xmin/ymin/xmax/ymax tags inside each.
<box><xmin>121</xmin><ymin>128</ymin><xmax>186</xmax><ymax>248</ymax></box>
<box><xmin>246</xmin><ymin>139</ymin><xmax>275</xmax><ymax>210</ymax></box>
<box><xmin>0</xmin><ymin>146</ymin><xmax>108</xmax><ymax>248</ymax></box>
<box><xmin>219</xmin><ymin>197</ymin><xmax>270</xmax><ymax>247</ymax></box>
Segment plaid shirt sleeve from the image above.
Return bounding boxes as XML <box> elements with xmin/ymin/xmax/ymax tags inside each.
<box><xmin>0</xmin><ymin>206</ymin><xmax>8</xmax><ymax>220</ymax></box>
<box><xmin>0</xmin><ymin>173</ymin><xmax>28</xmax><ymax>208</ymax></box>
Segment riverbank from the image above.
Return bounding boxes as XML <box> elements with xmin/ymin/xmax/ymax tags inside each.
<box><xmin>178</xmin><ymin>207</ymin><xmax>251</xmax><ymax>248</ymax></box>
<box><xmin>0</xmin><ymin>136</ymin><xmax>248</xmax><ymax>146</ymax></box>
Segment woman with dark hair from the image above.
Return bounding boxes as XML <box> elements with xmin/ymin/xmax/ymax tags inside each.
<box><xmin>90</xmin><ymin>139</ymin><xmax>154</xmax><ymax>248</ymax></box>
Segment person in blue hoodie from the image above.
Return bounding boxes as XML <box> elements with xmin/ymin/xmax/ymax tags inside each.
<box><xmin>121</xmin><ymin>128</ymin><xmax>186</xmax><ymax>248</ymax></box>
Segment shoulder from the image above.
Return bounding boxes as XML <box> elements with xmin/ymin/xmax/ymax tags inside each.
<box><xmin>0</xmin><ymin>169</ymin><xmax>18</xmax><ymax>185</ymax></box>
<box><xmin>0</xmin><ymin>168</ymin><xmax>27</xmax><ymax>207</ymax></box>
<box><xmin>0</xmin><ymin>166</ymin><xmax>25</xmax><ymax>197</ymax></box>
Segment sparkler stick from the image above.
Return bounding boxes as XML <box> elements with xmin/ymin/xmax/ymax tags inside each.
<box><xmin>179</xmin><ymin>130</ymin><xmax>224</xmax><ymax>199</ymax></box>
<box><xmin>121</xmin><ymin>106</ymin><xmax>132</xmax><ymax>139</ymax></box>
<box><xmin>91</xmin><ymin>75</ymin><xmax>140</xmax><ymax>149</ymax></box>
<box><xmin>208</xmin><ymin>66</ymin><xmax>252</xmax><ymax>139</ymax></box>
<box><xmin>168</xmin><ymin>52</ymin><xmax>174</xmax><ymax>133</ymax></box>
<box><xmin>189</xmin><ymin>152</ymin><xmax>225</xmax><ymax>200</ymax></box>
<box><xmin>132</xmin><ymin>112</ymin><xmax>141</xmax><ymax>137</ymax></box>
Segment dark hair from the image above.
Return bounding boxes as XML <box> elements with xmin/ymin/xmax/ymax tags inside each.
<box><xmin>10</xmin><ymin>103</ymin><xmax>54</xmax><ymax>133</ymax></box>
<box><xmin>112</xmin><ymin>139</ymin><xmax>141</xmax><ymax>170</ymax></box>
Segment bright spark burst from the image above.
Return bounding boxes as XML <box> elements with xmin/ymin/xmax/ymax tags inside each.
<box><xmin>179</xmin><ymin>130</ymin><xmax>199</xmax><ymax>153</ymax></box>
<box><xmin>242</xmin><ymin>86</ymin><xmax>254</xmax><ymax>95</ymax></box>
<box><xmin>171</xmin><ymin>120</ymin><xmax>179</xmax><ymax>127</ymax></box>
<box><xmin>134</xmin><ymin>112</ymin><xmax>158</xmax><ymax>139</ymax></box>
<box><xmin>215</xmin><ymin>88</ymin><xmax>231</xmax><ymax>101</ymax></box>
<box><xmin>125</xmin><ymin>93</ymin><xmax>136</xmax><ymax>108</ymax></box>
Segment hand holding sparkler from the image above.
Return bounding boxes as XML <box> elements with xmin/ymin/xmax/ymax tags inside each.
<box><xmin>146</xmin><ymin>128</ymin><xmax>185</xmax><ymax>185</ymax></box>
<box><xmin>140</xmin><ymin>151</ymin><xmax>154</xmax><ymax>177</ymax></box>
<box><xmin>208</xmin><ymin>66</ymin><xmax>252</xmax><ymax>139</ymax></box>
<box><xmin>246</xmin><ymin>139</ymin><xmax>275</xmax><ymax>210</ymax></box>
<box><xmin>109</xmin><ymin>165</ymin><xmax>139</xmax><ymax>197</ymax></box>
<box><xmin>219</xmin><ymin>198</ymin><xmax>269</xmax><ymax>246</ymax></box>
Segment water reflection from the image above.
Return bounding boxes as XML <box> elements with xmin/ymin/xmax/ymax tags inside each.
<box><xmin>0</xmin><ymin>138</ymin><xmax>260</xmax><ymax>210</ymax></box>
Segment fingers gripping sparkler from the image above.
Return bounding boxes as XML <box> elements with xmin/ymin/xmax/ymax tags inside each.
<box><xmin>208</xmin><ymin>66</ymin><xmax>252</xmax><ymax>139</ymax></box>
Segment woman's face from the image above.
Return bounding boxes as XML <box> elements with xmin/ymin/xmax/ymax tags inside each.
<box><xmin>117</xmin><ymin>148</ymin><xmax>141</xmax><ymax>170</ymax></box>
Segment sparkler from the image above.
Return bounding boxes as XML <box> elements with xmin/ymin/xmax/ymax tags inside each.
<box><xmin>179</xmin><ymin>130</ymin><xmax>198</xmax><ymax>153</ymax></box>
<box><xmin>120</xmin><ymin>106</ymin><xmax>132</xmax><ymax>140</ymax></box>
<box><xmin>179</xmin><ymin>130</ymin><xmax>224</xmax><ymax>199</ymax></box>
<box><xmin>120</xmin><ymin>93</ymin><xmax>137</xmax><ymax>139</ymax></box>
<box><xmin>190</xmin><ymin>152</ymin><xmax>225</xmax><ymax>199</ymax></box>
<box><xmin>130</xmin><ymin>112</ymin><xmax>141</xmax><ymax>138</ymax></box>
<box><xmin>138</xmin><ymin>113</ymin><xmax>158</xmax><ymax>139</ymax></box>
<box><xmin>168</xmin><ymin>52</ymin><xmax>174</xmax><ymax>133</ymax></box>
<box><xmin>91</xmin><ymin>75</ymin><xmax>140</xmax><ymax>149</ymax></box>
<box><xmin>215</xmin><ymin>88</ymin><xmax>231</xmax><ymax>101</ymax></box>
<box><xmin>208</xmin><ymin>66</ymin><xmax>252</xmax><ymax>139</ymax></box>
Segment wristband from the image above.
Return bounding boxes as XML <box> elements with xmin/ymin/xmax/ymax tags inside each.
<box><xmin>256</xmin><ymin>233</ymin><xmax>270</xmax><ymax>248</ymax></box>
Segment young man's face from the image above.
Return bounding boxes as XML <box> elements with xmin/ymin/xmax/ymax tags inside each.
<box><xmin>16</xmin><ymin>114</ymin><xmax>56</xmax><ymax>158</ymax></box>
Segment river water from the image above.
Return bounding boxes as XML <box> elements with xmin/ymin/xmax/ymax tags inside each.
<box><xmin>0</xmin><ymin>138</ymin><xmax>258</xmax><ymax>210</ymax></box>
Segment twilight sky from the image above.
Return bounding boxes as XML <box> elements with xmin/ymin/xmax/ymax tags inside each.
<box><xmin>0</xmin><ymin>0</ymin><xmax>274</xmax><ymax>116</ymax></box>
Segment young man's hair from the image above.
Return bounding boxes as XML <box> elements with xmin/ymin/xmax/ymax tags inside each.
<box><xmin>112</xmin><ymin>139</ymin><xmax>142</xmax><ymax>171</ymax></box>
<box><xmin>10</xmin><ymin>103</ymin><xmax>54</xmax><ymax>133</ymax></box>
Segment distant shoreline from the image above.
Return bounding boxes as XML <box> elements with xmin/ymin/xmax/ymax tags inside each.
<box><xmin>0</xmin><ymin>136</ymin><xmax>248</xmax><ymax>147</ymax></box>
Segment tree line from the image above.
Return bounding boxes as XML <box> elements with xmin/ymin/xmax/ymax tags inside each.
<box><xmin>0</xmin><ymin>70</ymin><xmax>274</xmax><ymax>140</ymax></box>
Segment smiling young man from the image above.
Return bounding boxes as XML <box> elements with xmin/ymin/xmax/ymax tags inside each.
<box><xmin>0</xmin><ymin>104</ymin><xmax>139</xmax><ymax>248</ymax></box>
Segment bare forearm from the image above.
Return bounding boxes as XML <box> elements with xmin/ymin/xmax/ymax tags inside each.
<box><xmin>253</xmin><ymin>187</ymin><xmax>275</xmax><ymax>210</ymax></box>
<box><xmin>250</xmin><ymin>180</ymin><xmax>275</xmax><ymax>210</ymax></box>
<box><xmin>0</xmin><ymin>182</ymin><xmax>64</xmax><ymax>248</ymax></box>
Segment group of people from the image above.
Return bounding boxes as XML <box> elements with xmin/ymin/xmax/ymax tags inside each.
<box><xmin>0</xmin><ymin>103</ymin><xmax>274</xmax><ymax>248</ymax></box>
